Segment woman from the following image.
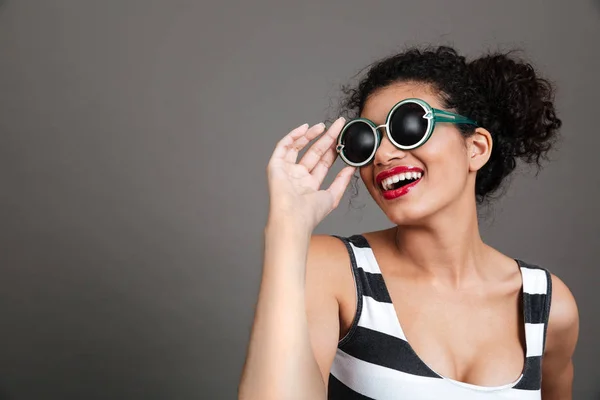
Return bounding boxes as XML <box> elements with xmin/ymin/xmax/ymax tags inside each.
<box><xmin>238</xmin><ymin>46</ymin><xmax>579</xmax><ymax>399</ymax></box>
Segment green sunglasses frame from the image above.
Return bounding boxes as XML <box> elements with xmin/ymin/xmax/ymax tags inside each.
<box><xmin>336</xmin><ymin>98</ymin><xmax>477</xmax><ymax>167</ymax></box>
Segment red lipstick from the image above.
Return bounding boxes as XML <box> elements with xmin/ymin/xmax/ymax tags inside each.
<box><xmin>375</xmin><ymin>166</ymin><xmax>424</xmax><ymax>200</ymax></box>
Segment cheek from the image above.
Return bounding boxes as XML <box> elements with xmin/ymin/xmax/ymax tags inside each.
<box><xmin>425</xmin><ymin>164</ymin><xmax>467</xmax><ymax>197</ymax></box>
<box><xmin>421</xmin><ymin>130</ymin><xmax>469</xmax><ymax>170</ymax></box>
<box><xmin>414</xmin><ymin>133</ymin><xmax>470</xmax><ymax>201</ymax></box>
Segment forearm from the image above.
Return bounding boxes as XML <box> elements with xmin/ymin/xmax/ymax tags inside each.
<box><xmin>239</xmin><ymin>223</ymin><xmax>326</xmax><ymax>400</ymax></box>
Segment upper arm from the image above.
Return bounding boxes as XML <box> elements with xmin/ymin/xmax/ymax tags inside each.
<box><xmin>305</xmin><ymin>235</ymin><xmax>352</xmax><ymax>388</ymax></box>
<box><xmin>541</xmin><ymin>273</ymin><xmax>579</xmax><ymax>399</ymax></box>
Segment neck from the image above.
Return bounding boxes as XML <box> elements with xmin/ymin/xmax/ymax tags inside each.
<box><xmin>393</xmin><ymin>193</ymin><xmax>489</xmax><ymax>287</ymax></box>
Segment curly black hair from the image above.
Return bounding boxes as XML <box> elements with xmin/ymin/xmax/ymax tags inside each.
<box><xmin>340</xmin><ymin>46</ymin><xmax>561</xmax><ymax>204</ymax></box>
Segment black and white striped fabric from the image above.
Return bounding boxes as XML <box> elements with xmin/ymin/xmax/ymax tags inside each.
<box><xmin>328</xmin><ymin>235</ymin><xmax>552</xmax><ymax>400</ymax></box>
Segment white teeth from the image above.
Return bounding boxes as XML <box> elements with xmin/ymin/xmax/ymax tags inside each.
<box><xmin>382</xmin><ymin>178</ymin><xmax>390</xmax><ymax>191</ymax></box>
<box><xmin>380</xmin><ymin>171</ymin><xmax>423</xmax><ymax>191</ymax></box>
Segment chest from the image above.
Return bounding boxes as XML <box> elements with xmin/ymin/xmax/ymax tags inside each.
<box><xmin>384</xmin><ymin>277</ymin><xmax>526</xmax><ymax>386</ymax></box>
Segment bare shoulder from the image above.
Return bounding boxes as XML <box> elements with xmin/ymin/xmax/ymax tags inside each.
<box><xmin>546</xmin><ymin>273</ymin><xmax>579</xmax><ymax>354</ymax></box>
<box><xmin>304</xmin><ymin>235</ymin><xmax>356</xmax><ymax>382</ymax></box>
<box><xmin>540</xmin><ymin>273</ymin><xmax>579</xmax><ymax>397</ymax></box>
<box><xmin>307</xmin><ymin>235</ymin><xmax>350</xmax><ymax>269</ymax></box>
<box><xmin>306</xmin><ymin>234</ymin><xmax>356</xmax><ymax>297</ymax></box>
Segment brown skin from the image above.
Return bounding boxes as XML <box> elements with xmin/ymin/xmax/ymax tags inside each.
<box><xmin>307</xmin><ymin>233</ymin><xmax>579</xmax><ymax>396</ymax></box>
<box><xmin>239</xmin><ymin>82</ymin><xmax>578</xmax><ymax>399</ymax></box>
<box><xmin>305</xmin><ymin>83</ymin><xmax>579</xmax><ymax>395</ymax></box>
<box><xmin>239</xmin><ymin>119</ymin><xmax>355</xmax><ymax>400</ymax></box>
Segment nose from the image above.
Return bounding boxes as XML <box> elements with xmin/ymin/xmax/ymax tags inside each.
<box><xmin>373</xmin><ymin>126</ymin><xmax>407</xmax><ymax>167</ymax></box>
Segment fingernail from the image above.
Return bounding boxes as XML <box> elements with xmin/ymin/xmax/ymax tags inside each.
<box><xmin>338</xmin><ymin>116</ymin><xmax>346</xmax><ymax>123</ymax></box>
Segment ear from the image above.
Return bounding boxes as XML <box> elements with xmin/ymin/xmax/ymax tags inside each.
<box><xmin>467</xmin><ymin>127</ymin><xmax>492</xmax><ymax>172</ymax></box>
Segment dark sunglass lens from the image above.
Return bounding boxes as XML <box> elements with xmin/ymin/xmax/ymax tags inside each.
<box><xmin>389</xmin><ymin>103</ymin><xmax>428</xmax><ymax>147</ymax></box>
<box><xmin>341</xmin><ymin>122</ymin><xmax>376</xmax><ymax>164</ymax></box>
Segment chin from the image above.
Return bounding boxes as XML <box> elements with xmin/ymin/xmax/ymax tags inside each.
<box><xmin>372</xmin><ymin>189</ymin><xmax>447</xmax><ymax>227</ymax></box>
<box><xmin>382</xmin><ymin>205</ymin><xmax>435</xmax><ymax>227</ymax></box>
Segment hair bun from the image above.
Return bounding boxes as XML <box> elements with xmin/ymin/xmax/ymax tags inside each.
<box><xmin>464</xmin><ymin>52</ymin><xmax>562</xmax><ymax>200</ymax></box>
<box><xmin>467</xmin><ymin>53</ymin><xmax>561</xmax><ymax>163</ymax></box>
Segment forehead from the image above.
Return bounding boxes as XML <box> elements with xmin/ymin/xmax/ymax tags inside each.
<box><xmin>361</xmin><ymin>82</ymin><xmax>443</xmax><ymax>124</ymax></box>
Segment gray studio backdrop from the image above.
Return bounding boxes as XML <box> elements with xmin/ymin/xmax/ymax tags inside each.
<box><xmin>0</xmin><ymin>1</ymin><xmax>598</xmax><ymax>399</ymax></box>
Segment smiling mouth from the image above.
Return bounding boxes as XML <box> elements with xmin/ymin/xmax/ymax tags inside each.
<box><xmin>379</xmin><ymin>171</ymin><xmax>423</xmax><ymax>191</ymax></box>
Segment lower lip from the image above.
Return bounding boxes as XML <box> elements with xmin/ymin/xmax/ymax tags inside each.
<box><xmin>381</xmin><ymin>178</ymin><xmax>421</xmax><ymax>200</ymax></box>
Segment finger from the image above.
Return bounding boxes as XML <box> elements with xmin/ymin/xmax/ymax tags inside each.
<box><xmin>326</xmin><ymin>166</ymin><xmax>356</xmax><ymax>208</ymax></box>
<box><xmin>299</xmin><ymin>117</ymin><xmax>346</xmax><ymax>171</ymax></box>
<box><xmin>270</xmin><ymin>123</ymin><xmax>309</xmax><ymax>161</ymax></box>
<box><xmin>310</xmin><ymin>141</ymin><xmax>338</xmax><ymax>187</ymax></box>
<box><xmin>284</xmin><ymin>123</ymin><xmax>327</xmax><ymax>163</ymax></box>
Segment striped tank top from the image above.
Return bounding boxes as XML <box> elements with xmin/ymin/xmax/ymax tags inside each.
<box><xmin>328</xmin><ymin>235</ymin><xmax>552</xmax><ymax>400</ymax></box>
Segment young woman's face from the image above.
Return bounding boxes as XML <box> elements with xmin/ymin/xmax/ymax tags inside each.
<box><xmin>359</xmin><ymin>82</ymin><xmax>475</xmax><ymax>225</ymax></box>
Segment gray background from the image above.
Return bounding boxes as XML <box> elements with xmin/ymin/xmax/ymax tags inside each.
<box><xmin>0</xmin><ymin>0</ymin><xmax>598</xmax><ymax>399</ymax></box>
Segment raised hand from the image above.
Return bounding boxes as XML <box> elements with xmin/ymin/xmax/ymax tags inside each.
<box><xmin>266</xmin><ymin>117</ymin><xmax>356</xmax><ymax>232</ymax></box>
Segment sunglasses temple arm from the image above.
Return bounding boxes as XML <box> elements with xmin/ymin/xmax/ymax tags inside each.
<box><xmin>432</xmin><ymin>108</ymin><xmax>477</xmax><ymax>126</ymax></box>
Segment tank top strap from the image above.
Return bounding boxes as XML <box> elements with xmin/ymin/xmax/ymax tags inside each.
<box><xmin>332</xmin><ymin>234</ymin><xmax>391</xmax><ymax>299</ymax></box>
<box><xmin>331</xmin><ymin>235</ymin><xmax>364</xmax><ymax>347</ymax></box>
<box><xmin>513</xmin><ymin>259</ymin><xmax>553</xmax><ymax>391</ymax></box>
<box><xmin>332</xmin><ymin>234</ymin><xmax>397</xmax><ymax>345</ymax></box>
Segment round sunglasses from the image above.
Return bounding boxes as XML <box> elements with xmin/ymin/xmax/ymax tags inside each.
<box><xmin>336</xmin><ymin>98</ymin><xmax>478</xmax><ymax>167</ymax></box>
